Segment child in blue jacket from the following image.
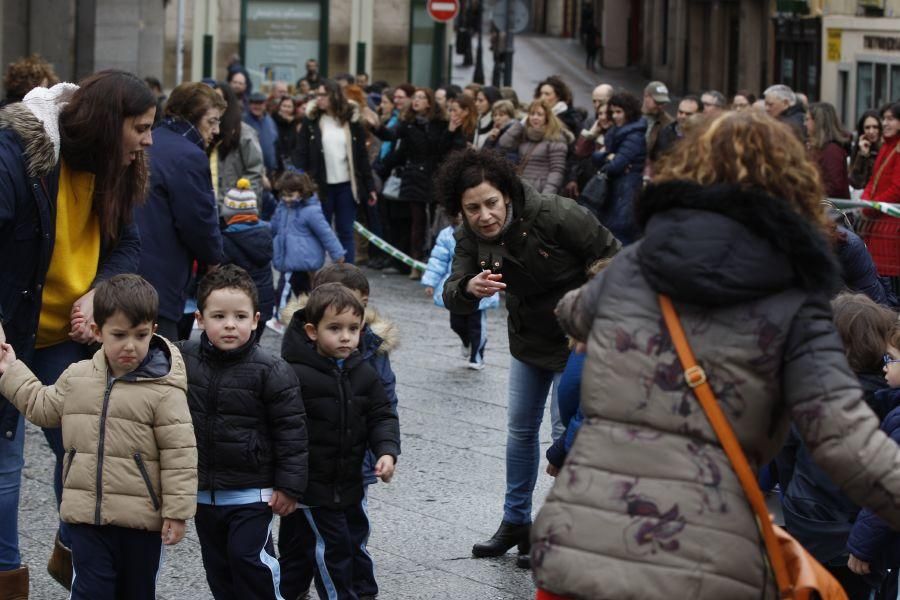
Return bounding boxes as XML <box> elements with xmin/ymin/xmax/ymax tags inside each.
<box><xmin>421</xmin><ymin>221</ymin><xmax>499</xmax><ymax>370</ymax></box>
<box><xmin>270</xmin><ymin>171</ymin><xmax>345</xmax><ymax>326</ymax></box>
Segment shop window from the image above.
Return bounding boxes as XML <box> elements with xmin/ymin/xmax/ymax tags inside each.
<box><xmin>857</xmin><ymin>62</ymin><xmax>874</xmax><ymax>120</ymax></box>
<box><xmin>839</xmin><ymin>69</ymin><xmax>849</xmax><ymax>127</ymax></box>
<box><xmin>892</xmin><ymin>65</ymin><xmax>900</xmax><ymax>103</ymax></box>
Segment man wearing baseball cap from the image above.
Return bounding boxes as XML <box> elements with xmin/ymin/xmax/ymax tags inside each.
<box><xmin>642</xmin><ymin>80</ymin><xmax>673</xmax><ymax>164</ymax></box>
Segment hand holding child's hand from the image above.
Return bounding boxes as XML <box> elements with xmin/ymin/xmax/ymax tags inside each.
<box><xmin>847</xmin><ymin>554</ymin><xmax>870</xmax><ymax>575</ymax></box>
<box><xmin>424</xmin><ymin>286</ymin><xmax>434</xmax><ymax>297</ymax></box>
<box><xmin>269</xmin><ymin>490</ymin><xmax>297</xmax><ymax>517</ymax></box>
<box><xmin>0</xmin><ymin>343</ymin><xmax>17</xmax><ymax>374</ymax></box>
<box><xmin>546</xmin><ymin>464</ymin><xmax>560</xmax><ymax>477</ymax></box>
<box><xmin>161</xmin><ymin>519</ymin><xmax>186</xmax><ymax>545</ymax></box>
<box><xmin>375</xmin><ymin>455</ymin><xmax>396</xmax><ymax>483</ymax></box>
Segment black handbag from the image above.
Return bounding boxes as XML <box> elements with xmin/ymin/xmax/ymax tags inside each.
<box><xmin>577</xmin><ymin>170</ymin><xmax>608</xmax><ymax>218</ymax></box>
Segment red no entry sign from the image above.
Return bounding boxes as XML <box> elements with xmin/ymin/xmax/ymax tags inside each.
<box><xmin>427</xmin><ymin>0</ymin><xmax>459</xmax><ymax>22</ymax></box>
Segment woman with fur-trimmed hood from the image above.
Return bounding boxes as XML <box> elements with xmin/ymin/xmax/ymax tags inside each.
<box><xmin>291</xmin><ymin>79</ymin><xmax>376</xmax><ymax>264</ymax></box>
<box><xmin>0</xmin><ymin>71</ymin><xmax>154</xmax><ymax>595</ymax></box>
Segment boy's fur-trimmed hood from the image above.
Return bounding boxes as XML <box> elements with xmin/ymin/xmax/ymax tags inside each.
<box><xmin>280</xmin><ymin>295</ymin><xmax>399</xmax><ymax>354</ymax></box>
<box><xmin>0</xmin><ymin>82</ymin><xmax>78</xmax><ymax>177</ymax></box>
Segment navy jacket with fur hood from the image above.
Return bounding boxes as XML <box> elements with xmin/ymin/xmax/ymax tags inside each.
<box><xmin>177</xmin><ymin>334</ymin><xmax>307</xmax><ymax>500</ymax></box>
<box><xmin>0</xmin><ymin>84</ymin><xmax>141</xmax><ymax>439</ymax></box>
<box><xmin>281</xmin><ymin>310</ymin><xmax>400</xmax><ymax>508</ymax></box>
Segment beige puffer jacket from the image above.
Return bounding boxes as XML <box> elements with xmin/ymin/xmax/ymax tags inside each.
<box><xmin>532</xmin><ymin>182</ymin><xmax>900</xmax><ymax>599</ymax></box>
<box><xmin>0</xmin><ymin>336</ymin><xmax>197</xmax><ymax>532</ymax></box>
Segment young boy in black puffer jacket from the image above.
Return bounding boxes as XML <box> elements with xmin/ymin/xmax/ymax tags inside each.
<box><xmin>279</xmin><ymin>283</ymin><xmax>400</xmax><ymax>600</ymax></box>
<box><xmin>178</xmin><ymin>265</ymin><xmax>307</xmax><ymax>600</ymax></box>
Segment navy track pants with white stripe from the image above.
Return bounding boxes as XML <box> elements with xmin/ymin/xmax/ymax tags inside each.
<box><xmin>278</xmin><ymin>489</ymin><xmax>377</xmax><ymax>599</ymax></box>
<box><xmin>279</xmin><ymin>505</ymin><xmax>370</xmax><ymax>600</ymax></box>
<box><xmin>69</xmin><ymin>523</ymin><xmax>163</xmax><ymax>600</ymax></box>
<box><xmin>195</xmin><ymin>502</ymin><xmax>284</xmax><ymax>600</ymax></box>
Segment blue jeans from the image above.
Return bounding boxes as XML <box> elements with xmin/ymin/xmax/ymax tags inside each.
<box><xmin>32</xmin><ymin>341</ymin><xmax>91</xmax><ymax>548</ymax></box>
<box><xmin>322</xmin><ymin>182</ymin><xmax>357</xmax><ymax>264</ymax></box>
<box><xmin>0</xmin><ymin>412</ymin><xmax>25</xmax><ymax>570</ymax></box>
<box><xmin>503</xmin><ymin>357</ymin><xmax>563</xmax><ymax>525</ymax></box>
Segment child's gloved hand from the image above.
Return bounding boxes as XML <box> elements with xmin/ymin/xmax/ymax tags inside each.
<box><xmin>161</xmin><ymin>519</ymin><xmax>186</xmax><ymax>545</ymax></box>
<box><xmin>375</xmin><ymin>455</ymin><xmax>396</xmax><ymax>483</ymax></box>
<box><xmin>0</xmin><ymin>343</ymin><xmax>17</xmax><ymax>374</ymax></box>
<box><xmin>269</xmin><ymin>490</ymin><xmax>297</xmax><ymax>516</ymax></box>
<box><xmin>546</xmin><ymin>464</ymin><xmax>560</xmax><ymax>477</ymax></box>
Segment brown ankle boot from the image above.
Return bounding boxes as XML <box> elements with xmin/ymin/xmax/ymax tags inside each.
<box><xmin>0</xmin><ymin>566</ymin><xmax>29</xmax><ymax>600</ymax></box>
<box><xmin>47</xmin><ymin>532</ymin><xmax>72</xmax><ymax>590</ymax></box>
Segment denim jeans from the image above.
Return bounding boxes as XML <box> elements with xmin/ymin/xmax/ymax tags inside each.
<box><xmin>32</xmin><ymin>341</ymin><xmax>91</xmax><ymax>548</ymax></box>
<box><xmin>0</xmin><ymin>412</ymin><xmax>24</xmax><ymax>570</ymax></box>
<box><xmin>503</xmin><ymin>357</ymin><xmax>563</xmax><ymax>525</ymax></box>
<box><xmin>322</xmin><ymin>182</ymin><xmax>357</xmax><ymax>264</ymax></box>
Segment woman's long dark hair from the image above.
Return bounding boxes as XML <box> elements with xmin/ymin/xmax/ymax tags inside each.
<box><xmin>59</xmin><ymin>70</ymin><xmax>156</xmax><ymax>243</ymax></box>
<box><xmin>318</xmin><ymin>78</ymin><xmax>352</xmax><ymax>124</ymax></box>
<box><xmin>857</xmin><ymin>109</ymin><xmax>882</xmax><ymax>141</ymax></box>
<box><xmin>214</xmin><ymin>80</ymin><xmax>244</xmax><ymax>158</ymax></box>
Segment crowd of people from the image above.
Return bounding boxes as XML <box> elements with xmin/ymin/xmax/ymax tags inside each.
<box><xmin>2</xmin><ymin>48</ymin><xmax>900</xmax><ymax>600</ymax></box>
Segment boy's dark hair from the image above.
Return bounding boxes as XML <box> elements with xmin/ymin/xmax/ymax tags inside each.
<box><xmin>306</xmin><ymin>283</ymin><xmax>365</xmax><ymax>327</ymax></box>
<box><xmin>197</xmin><ymin>264</ymin><xmax>259</xmax><ymax>314</ymax></box>
<box><xmin>608</xmin><ymin>91</ymin><xmax>643</xmax><ymax>124</ymax></box>
<box><xmin>276</xmin><ymin>170</ymin><xmax>317</xmax><ymax>199</ymax></box>
<box><xmin>312</xmin><ymin>263</ymin><xmax>370</xmax><ymax>296</ymax></box>
<box><xmin>93</xmin><ymin>274</ymin><xmax>159</xmax><ymax>328</ymax></box>
<box><xmin>831</xmin><ymin>292</ymin><xmax>897</xmax><ymax>373</ymax></box>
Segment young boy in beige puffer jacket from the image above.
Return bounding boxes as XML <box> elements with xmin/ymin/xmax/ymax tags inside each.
<box><xmin>0</xmin><ymin>274</ymin><xmax>197</xmax><ymax>600</ymax></box>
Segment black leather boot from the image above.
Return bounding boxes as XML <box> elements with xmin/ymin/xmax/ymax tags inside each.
<box><xmin>472</xmin><ymin>521</ymin><xmax>530</xmax><ymax>558</ymax></box>
<box><xmin>516</xmin><ymin>552</ymin><xmax>531</xmax><ymax>569</ymax></box>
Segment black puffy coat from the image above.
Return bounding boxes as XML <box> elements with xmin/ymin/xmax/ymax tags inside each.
<box><xmin>272</xmin><ymin>112</ymin><xmax>299</xmax><ymax>172</ymax></box>
<box><xmin>178</xmin><ymin>335</ymin><xmax>307</xmax><ymax>499</ymax></box>
<box><xmin>222</xmin><ymin>224</ymin><xmax>276</xmax><ymax>321</ymax></box>
<box><xmin>281</xmin><ymin>313</ymin><xmax>401</xmax><ymax>508</ymax></box>
<box><xmin>378</xmin><ymin>116</ymin><xmax>466</xmax><ymax>203</ymax></box>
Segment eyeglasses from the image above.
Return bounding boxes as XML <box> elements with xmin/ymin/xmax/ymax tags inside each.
<box><xmin>884</xmin><ymin>354</ymin><xmax>900</xmax><ymax>366</ymax></box>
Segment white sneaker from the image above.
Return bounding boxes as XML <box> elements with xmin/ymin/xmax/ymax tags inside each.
<box><xmin>266</xmin><ymin>318</ymin><xmax>286</xmax><ymax>335</ymax></box>
<box><xmin>466</xmin><ymin>360</ymin><xmax>485</xmax><ymax>370</ymax></box>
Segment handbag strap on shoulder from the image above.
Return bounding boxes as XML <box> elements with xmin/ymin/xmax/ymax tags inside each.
<box><xmin>657</xmin><ymin>294</ymin><xmax>794</xmax><ymax>599</ymax></box>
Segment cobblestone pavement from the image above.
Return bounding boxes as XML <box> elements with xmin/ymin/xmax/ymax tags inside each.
<box><xmin>19</xmin><ymin>266</ymin><xmax>555</xmax><ymax>599</ymax></box>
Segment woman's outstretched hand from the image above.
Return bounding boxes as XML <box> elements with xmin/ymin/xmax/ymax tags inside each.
<box><xmin>466</xmin><ymin>270</ymin><xmax>506</xmax><ymax>299</ymax></box>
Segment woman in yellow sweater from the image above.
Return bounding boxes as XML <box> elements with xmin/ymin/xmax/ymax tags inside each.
<box><xmin>0</xmin><ymin>70</ymin><xmax>155</xmax><ymax>596</ymax></box>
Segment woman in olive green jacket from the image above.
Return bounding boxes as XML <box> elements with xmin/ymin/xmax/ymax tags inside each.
<box><xmin>438</xmin><ymin>148</ymin><xmax>619</xmax><ymax>566</ymax></box>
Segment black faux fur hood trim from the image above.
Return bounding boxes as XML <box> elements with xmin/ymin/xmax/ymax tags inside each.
<box><xmin>636</xmin><ymin>180</ymin><xmax>842</xmax><ymax>295</ymax></box>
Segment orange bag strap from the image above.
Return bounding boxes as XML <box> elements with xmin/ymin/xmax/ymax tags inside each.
<box><xmin>658</xmin><ymin>294</ymin><xmax>794</xmax><ymax>599</ymax></box>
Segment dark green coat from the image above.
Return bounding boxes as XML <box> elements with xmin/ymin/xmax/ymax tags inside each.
<box><xmin>443</xmin><ymin>183</ymin><xmax>619</xmax><ymax>371</ymax></box>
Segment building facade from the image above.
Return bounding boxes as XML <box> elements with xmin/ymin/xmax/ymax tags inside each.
<box><xmin>0</xmin><ymin>0</ymin><xmax>165</xmax><ymax>96</ymax></box>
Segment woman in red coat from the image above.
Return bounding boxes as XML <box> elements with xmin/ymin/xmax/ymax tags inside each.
<box><xmin>861</xmin><ymin>102</ymin><xmax>900</xmax><ymax>276</ymax></box>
